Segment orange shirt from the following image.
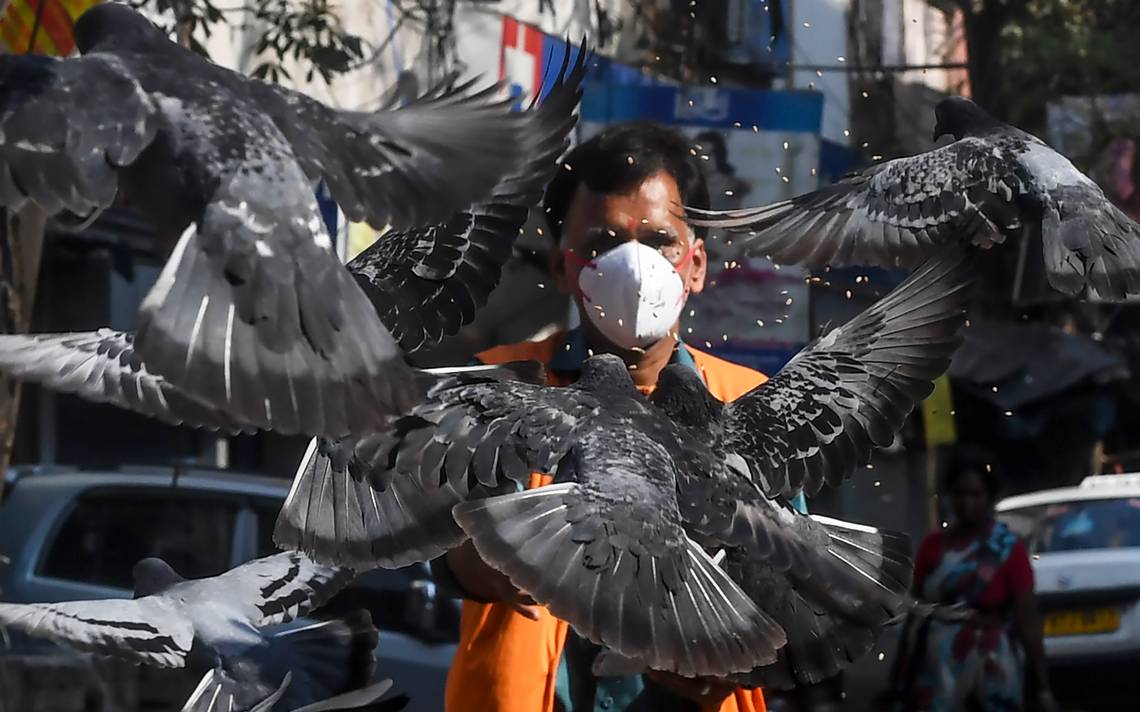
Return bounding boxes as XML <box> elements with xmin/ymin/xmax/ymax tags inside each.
<box><xmin>444</xmin><ymin>332</ymin><xmax>769</xmax><ymax>712</ymax></box>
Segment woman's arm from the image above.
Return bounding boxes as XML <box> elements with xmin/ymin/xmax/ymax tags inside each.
<box><xmin>1012</xmin><ymin>586</ymin><xmax>1058</xmax><ymax>712</ymax></box>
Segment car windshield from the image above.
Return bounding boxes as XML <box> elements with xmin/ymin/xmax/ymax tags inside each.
<box><xmin>1001</xmin><ymin>497</ymin><xmax>1140</xmax><ymax>554</ymax></box>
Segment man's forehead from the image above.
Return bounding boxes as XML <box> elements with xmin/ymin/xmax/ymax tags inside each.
<box><xmin>565</xmin><ymin>172</ymin><xmax>686</xmax><ymax>236</ymax></box>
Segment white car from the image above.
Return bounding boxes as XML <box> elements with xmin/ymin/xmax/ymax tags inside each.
<box><xmin>996</xmin><ymin>473</ymin><xmax>1140</xmax><ymax>710</ymax></box>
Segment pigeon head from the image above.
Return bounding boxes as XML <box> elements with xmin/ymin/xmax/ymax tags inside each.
<box><xmin>933</xmin><ymin>97</ymin><xmax>1001</xmax><ymax>142</ymax></box>
<box><xmin>651</xmin><ymin>364</ymin><xmax>724</xmax><ymax>429</ymax></box>
<box><xmin>75</xmin><ymin>4</ymin><xmax>166</xmax><ymax>54</ymax></box>
<box><xmin>131</xmin><ymin>557</ymin><xmax>185</xmax><ymax>598</ymax></box>
<box><xmin>577</xmin><ymin>354</ymin><xmax>637</xmax><ymax>395</ymax></box>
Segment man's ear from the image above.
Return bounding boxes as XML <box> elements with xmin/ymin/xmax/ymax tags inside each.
<box><xmin>686</xmin><ymin>238</ymin><xmax>708</xmax><ymax>295</ymax></box>
<box><xmin>549</xmin><ymin>245</ymin><xmax>573</xmax><ymax>295</ymax></box>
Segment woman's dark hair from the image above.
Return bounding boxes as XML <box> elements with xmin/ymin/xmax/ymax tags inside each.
<box><xmin>542</xmin><ymin>122</ymin><xmax>711</xmax><ymax>243</ymax></box>
<box><xmin>943</xmin><ymin>445</ymin><xmax>1003</xmax><ymax>501</ymax></box>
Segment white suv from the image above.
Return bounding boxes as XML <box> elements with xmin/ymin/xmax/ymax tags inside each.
<box><xmin>996</xmin><ymin>473</ymin><xmax>1140</xmax><ymax>711</ymax></box>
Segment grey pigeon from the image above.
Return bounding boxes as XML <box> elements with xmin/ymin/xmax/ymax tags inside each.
<box><xmin>688</xmin><ymin>96</ymin><xmax>1140</xmax><ymax>300</ymax></box>
<box><xmin>280</xmin><ymin>358</ymin><xmax>787</xmax><ymax>679</ymax></box>
<box><xmin>0</xmin><ymin>552</ymin><xmax>396</xmax><ymax>711</ymax></box>
<box><xmin>0</xmin><ymin>3</ymin><xmax>585</xmax><ymax>438</ymax></box>
<box><xmin>0</xmin><ymin>45</ymin><xmax>586</xmax><ymax>434</ymax></box>
<box><xmin>274</xmin><ymin>247</ymin><xmax>974</xmax><ymax>682</ymax></box>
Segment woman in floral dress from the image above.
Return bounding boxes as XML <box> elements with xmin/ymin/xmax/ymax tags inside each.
<box><xmin>888</xmin><ymin>450</ymin><xmax>1057</xmax><ymax>712</ymax></box>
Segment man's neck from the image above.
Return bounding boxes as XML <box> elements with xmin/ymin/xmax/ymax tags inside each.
<box><xmin>581</xmin><ymin>325</ymin><xmax>680</xmax><ymax>389</ymax></box>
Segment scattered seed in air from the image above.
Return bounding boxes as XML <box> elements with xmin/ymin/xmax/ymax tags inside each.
<box><xmin>756</xmin><ymin>319</ymin><xmax>765</xmax><ymax>327</ymax></box>
<box><xmin>1004</xmin><ymin>411</ymin><xmax>1013</xmax><ymax>417</ymax></box>
<box><xmin>710</xmin><ymin>76</ymin><xmax>718</xmax><ymax>84</ymax></box>
<box><xmin>705</xmin><ymin>341</ymin><xmax>713</xmax><ymax>348</ymax></box>
<box><xmin>802</xmin><ymin>21</ymin><xmax>811</xmax><ymax>27</ymax></box>
<box><xmin>837</xmin><ymin>56</ymin><xmax>846</xmax><ymax>63</ymax></box>
<box><xmin>627</xmin><ymin>155</ymin><xmax>635</xmax><ymax>165</ymax></box>
<box><xmin>877</xmin><ymin>652</ymin><xmax>885</xmax><ymax>662</ymax></box>
<box><xmin>843</xmin><ymin>129</ymin><xmax>851</xmax><ymax>137</ymax></box>
<box><xmin>782</xmin><ymin>141</ymin><xmax>789</xmax><ymax>150</ymax></box>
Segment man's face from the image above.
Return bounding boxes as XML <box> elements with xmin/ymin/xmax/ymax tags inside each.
<box><xmin>550</xmin><ymin>170</ymin><xmax>708</xmax><ymax>329</ymax></box>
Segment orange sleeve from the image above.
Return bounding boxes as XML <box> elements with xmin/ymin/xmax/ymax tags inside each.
<box><xmin>445</xmin><ymin>473</ymin><xmax>570</xmax><ymax>712</ymax></box>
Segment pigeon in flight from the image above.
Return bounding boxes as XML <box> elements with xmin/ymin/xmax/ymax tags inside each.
<box><xmin>0</xmin><ymin>3</ymin><xmax>586</xmax><ymax>438</ymax></box>
<box><xmin>688</xmin><ymin>96</ymin><xmax>1140</xmax><ymax>300</ymax></box>
<box><xmin>0</xmin><ymin>42</ymin><xmax>586</xmax><ymax>434</ymax></box>
<box><xmin>0</xmin><ymin>552</ymin><xmax>399</xmax><ymax>711</ymax></box>
<box><xmin>274</xmin><ymin>247</ymin><xmax>975</xmax><ymax>681</ymax></box>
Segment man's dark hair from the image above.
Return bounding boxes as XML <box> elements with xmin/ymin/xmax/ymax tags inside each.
<box><xmin>542</xmin><ymin>122</ymin><xmax>710</xmax><ymax>242</ymax></box>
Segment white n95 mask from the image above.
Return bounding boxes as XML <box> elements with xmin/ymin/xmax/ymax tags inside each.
<box><xmin>575</xmin><ymin>240</ymin><xmax>689</xmax><ymax>350</ymax></box>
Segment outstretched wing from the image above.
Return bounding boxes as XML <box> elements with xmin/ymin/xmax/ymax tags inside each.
<box><xmin>347</xmin><ymin>49</ymin><xmax>587</xmax><ymax>353</ymax></box>
<box><xmin>245</xmin><ymin>45</ymin><xmax>589</xmax><ymax>232</ymax></box>
<box><xmin>131</xmin><ymin>106</ymin><xmax>420</xmax><ymax>438</ymax></box>
<box><xmin>687</xmin><ymin>138</ymin><xmax>1030</xmax><ymax>269</ymax></box>
<box><xmin>722</xmin><ymin>246</ymin><xmax>974</xmax><ymax>499</ymax></box>
<box><xmin>185</xmin><ymin>551</ymin><xmax>352</xmax><ymax>627</ymax></box>
<box><xmin>452</xmin><ymin>427</ymin><xmax>786</xmax><ymax>678</ymax></box>
<box><xmin>0</xmin><ymin>53</ymin><xmax>158</xmax><ymax>219</ymax></box>
<box><xmin>275</xmin><ymin>375</ymin><xmax>602</xmax><ymax>571</ymax></box>
<box><xmin>0</xmin><ymin>598</ymin><xmax>193</xmax><ymax>667</ymax></box>
<box><xmin>0</xmin><ymin>329</ymin><xmax>253</xmax><ymax>433</ymax></box>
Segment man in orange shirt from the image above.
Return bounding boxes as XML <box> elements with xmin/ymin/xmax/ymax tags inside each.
<box><xmin>432</xmin><ymin>122</ymin><xmax>771</xmax><ymax>712</ymax></box>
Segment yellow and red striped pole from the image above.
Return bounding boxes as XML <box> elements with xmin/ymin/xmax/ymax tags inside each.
<box><xmin>0</xmin><ymin>0</ymin><xmax>100</xmax><ymax>56</ymax></box>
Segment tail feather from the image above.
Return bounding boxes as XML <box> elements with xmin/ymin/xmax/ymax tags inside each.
<box><xmin>813</xmin><ymin>515</ymin><xmax>913</xmax><ymax>599</ymax></box>
<box><xmin>274</xmin><ymin>436</ymin><xmax>474</xmax><ymax>571</ymax></box>
<box><xmin>727</xmin><ymin>515</ymin><xmax>915</xmax><ymax>690</ymax></box>
<box><xmin>267</xmin><ymin>610</ymin><xmax>379</xmax><ymax>699</ymax></box>
<box><xmin>291</xmin><ymin>680</ymin><xmax>397</xmax><ymax>712</ymax></box>
<box><xmin>1043</xmin><ymin>201</ymin><xmax>1140</xmax><ymax>299</ymax></box>
<box><xmin>180</xmin><ymin>669</ymin><xmax>290</xmax><ymax>712</ymax></box>
<box><xmin>453</xmin><ymin>484</ymin><xmax>787</xmax><ymax>678</ymax></box>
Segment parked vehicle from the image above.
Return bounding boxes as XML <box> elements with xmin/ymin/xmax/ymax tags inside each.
<box><xmin>996</xmin><ymin>473</ymin><xmax>1140</xmax><ymax>711</ymax></box>
<box><xmin>0</xmin><ymin>464</ymin><xmax>458</xmax><ymax>712</ymax></box>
